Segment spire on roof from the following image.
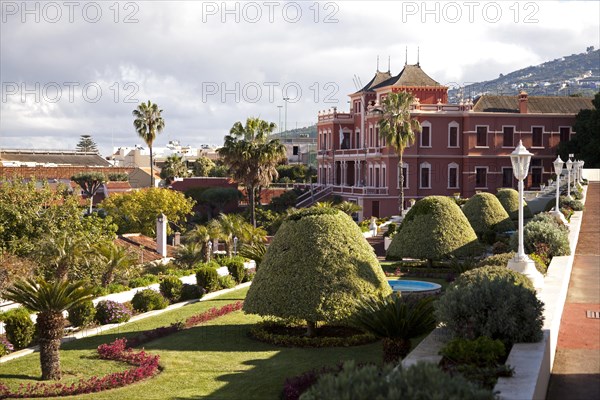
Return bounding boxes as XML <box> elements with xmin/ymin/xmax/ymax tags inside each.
<box><xmin>388</xmin><ymin>56</ymin><xmax>391</xmax><ymax>72</ymax></box>
<box><xmin>417</xmin><ymin>46</ymin><xmax>420</xmax><ymax>67</ymax></box>
<box><xmin>405</xmin><ymin>46</ymin><xmax>408</xmax><ymax>66</ymax></box>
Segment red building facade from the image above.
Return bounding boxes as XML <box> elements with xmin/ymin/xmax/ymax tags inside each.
<box><xmin>316</xmin><ymin>64</ymin><xmax>593</xmax><ymax>218</ymax></box>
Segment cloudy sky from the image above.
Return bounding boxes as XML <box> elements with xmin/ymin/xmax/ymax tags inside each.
<box><xmin>1</xmin><ymin>0</ymin><xmax>598</xmax><ymax>156</ymax></box>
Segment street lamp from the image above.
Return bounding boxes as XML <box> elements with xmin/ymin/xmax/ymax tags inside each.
<box><xmin>283</xmin><ymin>97</ymin><xmax>290</xmax><ymax>137</ymax></box>
<box><xmin>552</xmin><ymin>156</ymin><xmax>568</xmax><ymax>224</ymax></box>
<box><xmin>233</xmin><ymin>236</ymin><xmax>238</xmax><ymax>256</ymax></box>
<box><xmin>508</xmin><ymin>140</ymin><xmax>544</xmax><ymax>290</ymax></box>
<box><xmin>277</xmin><ymin>105</ymin><xmax>283</xmax><ymax>134</ymax></box>
<box><xmin>566</xmin><ymin>158</ymin><xmax>573</xmax><ymax>200</ymax></box>
<box><xmin>580</xmin><ymin>160</ymin><xmax>585</xmax><ymax>183</ymax></box>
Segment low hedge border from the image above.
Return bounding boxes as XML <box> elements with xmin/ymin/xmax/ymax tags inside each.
<box><xmin>249</xmin><ymin>322</ymin><xmax>377</xmax><ymax>348</ymax></box>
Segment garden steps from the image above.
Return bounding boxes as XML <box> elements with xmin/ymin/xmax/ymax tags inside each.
<box><xmin>366</xmin><ymin>233</ymin><xmax>386</xmax><ymax>257</ymax></box>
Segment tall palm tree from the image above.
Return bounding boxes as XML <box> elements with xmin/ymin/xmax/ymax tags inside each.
<box><xmin>3</xmin><ymin>279</ymin><xmax>94</xmax><ymax>380</ymax></box>
<box><xmin>217</xmin><ymin>118</ymin><xmax>286</xmax><ymax>227</ymax></box>
<box><xmin>377</xmin><ymin>92</ymin><xmax>422</xmax><ymax>214</ymax></box>
<box><xmin>133</xmin><ymin>101</ymin><xmax>165</xmax><ymax>187</ymax></box>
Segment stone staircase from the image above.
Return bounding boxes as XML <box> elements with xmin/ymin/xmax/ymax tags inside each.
<box><xmin>366</xmin><ymin>232</ymin><xmax>386</xmax><ymax>258</ymax></box>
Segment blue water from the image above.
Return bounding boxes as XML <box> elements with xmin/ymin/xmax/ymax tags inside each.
<box><xmin>388</xmin><ymin>280</ymin><xmax>441</xmax><ymax>293</ymax></box>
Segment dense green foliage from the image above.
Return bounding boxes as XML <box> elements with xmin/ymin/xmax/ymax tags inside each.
<box><xmin>192</xmin><ymin>156</ymin><xmax>216</xmax><ymax>177</ymax></box>
<box><xmin>131</xmin><ymin>289</ymin><xmax>169</xmax><ymax>312</ymax></box>
<box><xmin>196</xmin><ymin>266</ymin><xmax>220</xmax><ymax>292</ymax></box>
<box><xmin>387</xmin><ymin>196</ymin><xmax>481</xmax><ymax>262</ymax></box>
<box><xmin>160</xmin><ymin>154</ymin><xmax>190</xmax><ymax>182</ymax></box>
<box><xmin>179</xmin><ymin>283</ymin><xmax>204</xmax><ymax>301</ymax></box>
<box><xmin>496</xmin><ymin>188</ymin><xmax>532</xmax><ymax>221</ymax></box>
<box><xmin>222</xmin><ymin>257</ymin><xmax>246</xmax><ymax>284</ymax></box>
<box><xmin>0</xmin><ymin>307</ymin><xmax>35</xmax><ymax>349</ymax></box>
<box><xmin>436</xmin><ymin>266</ymin><xmax>543</xmax><ymax>343</ymax></box>
<box><xmin>462</xmin><ymin>192</ymin><xmax>514</xmax><ymax>236</ymax></box>
<box><xmin>159</xmin><ymin>276</ymin><xmax>184</xmax><ymax>302</ymax></box>
<box><xmin>510</xmin><ymin>215</ymin><xmax>571</xmax><ymax>259</ymax></box>
<box><xmin>100</xmin><ymin>187</ymin><xmax>195</xmax><ymax>236</ymax></box>
<box><xmin>440</xmin><ymin>336</ymin><xmax>506</xmax><ymax>367</ymax></box>
<box><xmin>75</xmin><ymin>134</ymin><xmax>98</xmax><ymax>153</ymax></box>
<box><xmin>67</xmin><ymin>299</ymin><xmax>96</xmax><ymax>327</ymax></box>
<box><xmin>558</xmin><ymin>92</ymin><xmax>600</xmax><ymax>167</ymax></box>
<box><xmin>244</xmin><ymin>208</ymin><xmax>391</xmax><ymax>329</ymax></box>
<box><xmin>300</xmin><ymin>362</ymin><xmax>495</xmax><ymax>400</ymax></box>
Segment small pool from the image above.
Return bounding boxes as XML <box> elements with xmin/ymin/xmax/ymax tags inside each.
<box><xmin>388</xmin><ymin>279</ymin><xmax>442</xmax><ymax>295</ymax></box>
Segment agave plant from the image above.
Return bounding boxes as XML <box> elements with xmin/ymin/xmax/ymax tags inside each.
<box><xmin>349</xmin><ymin>293</ymin><xmax>436</xmax><ymax>364</ymax></box>
<box><xmin>3</xmin><ymin>278</ymin><xmax>94</xmax><ymax>380</ymax></box>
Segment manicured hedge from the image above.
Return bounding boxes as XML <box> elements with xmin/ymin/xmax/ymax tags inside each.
<box><xmin>462</xmin><ymin>192</ymin><xmax>514</xmax><ymax>235</ymax></box>
<box><xmin>496</xmin><ymin>188</ymin><xmax>532</xmax><ymax>221</ymax></box>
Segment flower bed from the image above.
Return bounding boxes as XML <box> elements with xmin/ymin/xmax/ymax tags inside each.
<box><xmin>0</xmin><ymin>339</ymin><xmax>160</xmax><ymax>399</ymax></box>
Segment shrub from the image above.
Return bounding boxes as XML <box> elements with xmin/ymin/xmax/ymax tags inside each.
<box><xmin>250</xmin><ymin>322</ymin><xmax>376</xmax><ymax>348</ymax></box>
<box><xmin>105</xmin><ymin>283</ymin><xmax>129</xmax><ymax>294</ymax></box>
<box><xmin>239</xmin><ymin>242</ymin><xmax>267</xmax><ymax>270</ymax></box>
<box><xmin>179</xmin><ymin>284</ymin><xmax>204</xmax><ymax>301</ymax></box>
<box><xmin>128</xmin><ymin>274</ymin><xmax>160</xmax><ymax>288</ymax></box>
<box><xmin>492</xmin><ymin>240</ymin><xmax>510</xmax><ymax>254</ymax></box>
<box><xmin>436</xmin><ymin>266</ymin><xmax>544</xmax><ymax>343</ymax></box>
<box><xmin>0</xmin><ymin>308</ymin><xmax>34</xmax><ymax>349</ymax></box>
<box><xmin>159</xmin><ymin>276</ymin><xmax>183</xmax><ymax>303</ymax></box>
<box><xmin>0</xmin><ymin>336</ymin><xmax>14</xmax><ymax>356</ymax></box>
<box><xmin>196</xmin><ymin>266</ymin><xmax>220</xmax><ymax>292</ymax></box>
<box><xmin>476</xmin><ymin>252</ymin><xmax>515</xmax><ymax>268</ymax></box>
<box><xmin>496</xmin><ymin>188</ymin><xmax>532</xmax><ymax>220</ymax></box>
<box><xmin>348</xmin><ymin>294</ymin><xmax>436</xmax><ymax>364</ymax></box>
<box><xmin>67</xmin><ymin>299</ymin><xmax>96</xmax><ymax>328</ymax></box>
<box><xmin>463</xmin><ymin>192</ymin><xmax>514</xmax><ymax>236</ymax></box>
<box><xmin>95</xmin><ymin>300</ymin><xmax>132</xmax><ymax>325</ymax></box>
<box><xmin>382</xmin><ymin>223</ymin><xmax>396</xmax><ymax>238</ymax></box>
<box><xmin>531</xmin><ymin>212</ymin><xmax>569</xmax><ymax>230</ymax></box>
<box><xmin>131</xmin><ymin>289</ymin><xmax>169</xmax><ymax>312</ymax></box>
<box><xmin>218</xmin><ymin>275</ymin><xmax>236</xmax><ymax>289</ymax></box>
<box><xmin>242</xmin><ymin>269</ymin><xmax>256</xmax><ymax>283</ymax></box>
<box><xmin>560</xmin><ymin>196</ymin><xmax>584</xmax><ymax>211</ymax></box>
<box><xmin>440</xmin><ymin>336</ymin><xmax>506</xmax><ymax>367</ymax></box>
<box><xmin>300</xmin><ymin>362</ymin><xmax>495</xmax><ymax>400</ymax></box>
<box><xmin>244</xmin><ymin>207</ymin><xmax>391</xmax><ymax>336</ymax></box>
<box><xmin>510</xmin><ymin>218</ymin><xmax>571</xmax><ymax>259</ymax></box>
<box><xmin>222</xmin><ymin>257</ymin><xmax>246</xmax><ymax>283</ymax></box>
<box><xmin>387</xmin><ymin>196</ymin><xmax>482</xmax><ymax>263</ymax></box>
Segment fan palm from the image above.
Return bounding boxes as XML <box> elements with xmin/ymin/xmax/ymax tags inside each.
<box><xmin>217</xmin><ymin>118</ymin><xmax>286</xmax><ymax>227</ymax></box>
<box><xmin>174</xmin><ymin>242</ymin><xmax>203</xmax><ymax>267</ymax></box>
<box><xmin>3</xmin><ymin>278</ymin><xmax>94</xmax><ymax>380</ymax></box>
<box><xmin>185</xmin><ymin>224</ymin><xmax>215</xmax><ymax>263</ymax></box>
<box><xmin>160</xmin><ymin>154</ymin><xmax>189</xmax><ymax>184</ymax></box>
<box><xmin>349</xmin><ymin>293</ymin><xmax>436</xmax><ymax>364</ymax></box>
<box><xmin>377</xmin><ymin>92</ymin><xmax>421</xmax><ymax>214</ymax></box>
<box><xmin>239</xmin><ymin>242</ymin><xmax>266</xmax><ymax>270</ymax></box>
<box><xmin>97</xmin><ymin>242</ymin><xmax>137</xmax><ymax>286</ymax></box>
<box><xmin>133</xmin><ymin>101</ymin><xmax>165</xmax><ymax>187</ymax></box>
<box><xmin>334</xmin><ymin>201</ymin><xmax>363</xmax><ymax>216</ymax></box>
<box><xmin>34</xmin><ymin>231</ymin><xmax>92</xmax><ymax>280</ymax></box>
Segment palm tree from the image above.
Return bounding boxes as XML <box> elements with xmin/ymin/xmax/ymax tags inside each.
<box><xmin>349</xmin><ymin>293</ymin><xmax>436</xmax><ymax>364</ymax></box>
<box><xmin>34</xmin><ymin>231</ymin><xmax>92</xmax><ymax>280</ymax></box>
<box><xmin>334</xmin><ymin>201</ymin><xmax>363</xmax><ymax>216</ymax></box>
<box><xmin>3</xmin><ymin>278</ymin><xmax>94</xmax><ymax>380</ymax></box>
<box><xmin>174</xmin><ymin>242</ymin><xmax>203</xmax><ymax>267</ymax></box>
<box><xmin>97</xmin><ymin>242</ymin><xmax>137</xmax><ymax>286</ymax></box>
<box><xmin>377</xmin><ymin>92</ymin><xmax>421</xmax><ymax>214</ymax></box>
<box><xmin>185</xmin><ymin>225</ymin><xmax>213</xmax><ymax>263</ymax></box>
<box><xmin>217</xmin><ymin>118</ymin><xmax>286</xmax><ymax>227</ymax></box>
<box><xmin>160</xmin><ymin>154</ymin><xmax>189</xmax><ymax>184</ymax></box>
<box><xmin>133</xmin><ymin>101</ymin><xmax>165</xmax><ymax>187</ymax></box>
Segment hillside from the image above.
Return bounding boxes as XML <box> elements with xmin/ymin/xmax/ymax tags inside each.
<box><xmin>272</xmin><ymin>125</ymin><xmax>317</xmax><ymax>140</ymax></box>
<box><xmin>449</xmin><ymin>48</ymin><xmax>599</xmax><ymax>102</ymax></box>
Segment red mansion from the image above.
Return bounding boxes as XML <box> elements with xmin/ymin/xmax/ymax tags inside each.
<box><xmin>316</xmin><ymin>63</ymin><xmax>594</xmax><ymax>218</ymax></box>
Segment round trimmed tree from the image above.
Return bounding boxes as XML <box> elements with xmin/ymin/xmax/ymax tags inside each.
<box><xmin>462</xmin><ymin>192</ymin><xmax>514</xmax><ymax>236</ymax></box>
<box><xmin>243</xmin><ymin>207</ymin><xmax>391</xmax><ymax>337</ymax></box>
<box><xmin>496</xmin><ymin>188</ymin><xmax>532</xmax><ymax>221</ymax></box>
<box><xmin>386</xmin><ymin>196</ymin><xmax>481</xmax><ymax>265</ymax></box>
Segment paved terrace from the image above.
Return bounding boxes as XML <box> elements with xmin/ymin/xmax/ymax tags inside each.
<box><xmin>547</xmin><ymin>181</ymin><xmax>600</xmax><ymax>400</ymax></box>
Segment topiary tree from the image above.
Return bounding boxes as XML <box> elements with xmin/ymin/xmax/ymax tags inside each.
<box><xmin>386</xmin><ymin>196</ymin><xmax>481</xmax><ymax>265</ymax></box>
<box><xmin>243</xmin><ymin>207</ymin><xmax>391</xmax><ymax>337</ymax></box>
<box><xmin>462</xmin><ymin>192</ymin><xmax>514</xmax><ymax>237</ymax></box>
<box><xmin>496</xmin><ymin>188</ymin><xmax>532</xmax><ymax>221</ymax></box>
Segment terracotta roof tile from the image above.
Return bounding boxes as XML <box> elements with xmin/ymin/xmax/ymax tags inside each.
<box><xmin>472</xmin><ymin>95</ymin><xmax>594</xmax><ymax>114</ymax></box>
<box><xmin>115</xmin><ymin>233</ymin><xmax>176</xmax><ymax>263</ymax></box>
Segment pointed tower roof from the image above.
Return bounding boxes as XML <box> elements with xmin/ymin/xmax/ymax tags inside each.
<box><xmin>372</xmin><ymin>64</ymin><xmax>440</xmax><ymax>90</ymax></box>
<box><xmin>353</xmin><ymin>70</ymin><xmax>393</xmax><ymax>94</ymax></box>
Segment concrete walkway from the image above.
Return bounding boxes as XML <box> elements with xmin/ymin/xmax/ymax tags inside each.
<box><xmin>547</xmin><ymin>182</ymin><xmax>600</xmax><ymax>400</ymax></box>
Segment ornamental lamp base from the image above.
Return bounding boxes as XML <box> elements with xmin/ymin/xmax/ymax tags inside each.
<box><xmin>550</xmin><ymin>210</ymin><xmax>569</xmax><ymax>225</ymax></box>
<box><xmin>508</xmin><ymin>256</ymin><xmax>544</xmax><ymax>291</ymax></box>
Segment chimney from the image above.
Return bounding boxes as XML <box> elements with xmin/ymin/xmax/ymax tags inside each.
<box><xmin>156</xmin><ymin>214</ymin><xmax>167</xmax><ymax>257</ymax></box>
<box><xmin>519</xmin><ymin>91</ymin><xmax>528</xmax><ymax>114</ymax></box>
<box><xmin>173</xmin><ymin>232</ymin><xmax>181</xmax><ymax>246</ymax></box>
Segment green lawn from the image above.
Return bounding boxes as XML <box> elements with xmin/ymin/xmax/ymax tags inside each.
<box><xmin>0</xmin><ymin>287</ymin><xmax>382</xmax><ymax>399</ymax></box>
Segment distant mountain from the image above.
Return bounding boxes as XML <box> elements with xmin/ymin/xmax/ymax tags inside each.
<box><xmin>449</xmin><ymin>48</ymin><xmax>600</xmax><ymax>102</ymax></box>
<box><xmin>272</xmin><ymin>125</ymin><xmax>317</xmax><ymax>140</ymax></box>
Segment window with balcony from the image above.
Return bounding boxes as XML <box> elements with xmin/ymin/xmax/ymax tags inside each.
<box><xmin>475</xmin><ymin>167</ymin><xmax>487</xmax><ymax>188</ymax></box>
<box><xmin>476</xmin><ymin>126</ymin><xmax>488</xmax><ymax>147</ymax></box>
<box><xmin>532</xmin><ymin>127</ymin><xmax>543</xmax><ymax>147</ymax></box>
<box><xmin>503</xmin><ymin>126</ymin><xmax>514</xmax><ymax>147</ymax></box>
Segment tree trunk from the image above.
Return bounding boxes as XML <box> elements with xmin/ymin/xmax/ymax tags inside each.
<box><xmin>399</xmin><ymin>152</ymin><xmax>404</xmax><ymax>215</ymax></box>
<box><xmin>88</xmin><ymin>197</ymin><xmax>93</xmax><ymax>215</ymax></box>
<box><xmin>37</xmin><ymin>311</ymin><xmax>65</xmax><ymax>380</ymax></box>
<box><xmin>382</xmin><ymin>337</ymin><xmax>411</xmax><ymax>365</ymax></box>
<box><xmin>101</xmin><ymin>269</ymin><xmax>114</xmax><ymax>287</ymax></box>
<box><xmin>306</xmin><ymin>320</ymin><xmax>317</xmax><ymax>338</ymax></box>
<box><xmin>150</xmin><ymin>145</ymin><xmax>154</xmax><ymax>187</ymax></box>
<box><xmin>248</xmin><ymin>184</ymin><xmax>256</xmax><ymax>228</ymax></box>
<box><xmin>203</xmin><ymin>241</ymin><xmax>211</xmax><ymax>263</ymax></box>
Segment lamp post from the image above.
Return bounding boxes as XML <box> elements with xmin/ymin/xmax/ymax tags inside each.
<box><xmin>552</xmin><ymin>156</ymin><xmax>568</xmax><ymax>224</ymax></box>
<box><xmin>580</xmin><ymin>160</ymin><xmax>585</xmax><ymax>183</ymax></box>
<box><xmin>566</xmin><ymin>158</ymin><xmax>573</xmax><ymax>200</ymax></box>
<box><xmin>508</xmin><ymin>141</ymin><xmax>544</xmax><ymax>289</ymax></box>
<box><xmin>277</xmin><ymin>105</ymin><xmax>283</xmax><ymax>134</ymax></box>
<box><xmin>233</xmin><ymin>236</ymin><xmax>238</xmax><ymax>256</ymax></box>
<box><xmin>283</xmin><ymin>97</ymin><xmax>290</xmax><ymax>137</ymax></box>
